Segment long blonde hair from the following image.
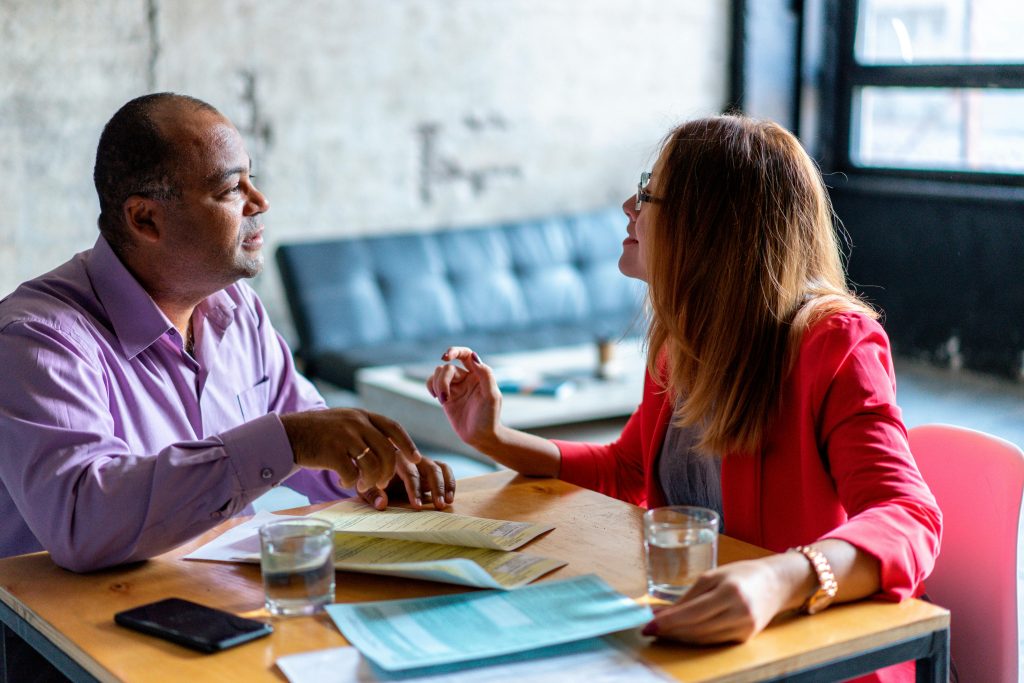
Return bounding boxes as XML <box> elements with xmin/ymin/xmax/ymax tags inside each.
<box><xmin>644</xmin><ymin>115</ymin><xmax>876</xmax><ymax>456</ymax></box>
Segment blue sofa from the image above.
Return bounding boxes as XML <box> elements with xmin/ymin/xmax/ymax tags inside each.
<box><xmin>275</xmin><ymin>207</ymin><xmax>646</xmax><ymax>391</ymax></box>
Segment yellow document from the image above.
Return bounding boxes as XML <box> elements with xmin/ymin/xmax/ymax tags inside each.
<box><xmin>183</xmin><ymin>507</ymin><xmax>566</xmax><ymax>590</ymax></box>
<box><xmin>329</xmin><ymin>534</ymin><xmax>566</xmax><ymax>590</ymax></box>
<box><xmin>305</xmin><ymin>501</ymin><xmax>563</xmax><ymax>589</ymax></box>
<box><xmin>309</xmin><ymin>500</ymin><xmax>554</xmax><ymax>551</ymax></box>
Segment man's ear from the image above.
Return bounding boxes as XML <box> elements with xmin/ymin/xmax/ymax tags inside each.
<box><xmin>123</xmin><ymin>196</ymin><xmax>162</xmax><ymax>244</ymax></box>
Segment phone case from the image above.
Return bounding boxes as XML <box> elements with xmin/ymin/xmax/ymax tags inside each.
<box><xmin>114</xmin><ymin>598</ymin><xmax>273</xmax><ymax>653</ymax></box>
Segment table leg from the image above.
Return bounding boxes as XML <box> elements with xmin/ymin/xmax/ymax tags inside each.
<box><xmin>0</xmin><ymin>602</ymin><xmax>97</xmax><ymax>683</ymax></box>
<box><xmin>915</xmin><ymin>628</ymin><xmax>950</xmax><ymax>683</ymax></box>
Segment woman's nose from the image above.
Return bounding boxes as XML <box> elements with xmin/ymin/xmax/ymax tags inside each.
<box><xmin>622</xmin><ymin>194</ymin><xmax>638</xmax><ymax>219</ymax></box>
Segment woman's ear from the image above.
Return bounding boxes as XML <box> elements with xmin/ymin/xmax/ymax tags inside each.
<box><xmin>122</xmin><ymin>196</ymin><xmax>162</xmax><ymax>245</ymax></box>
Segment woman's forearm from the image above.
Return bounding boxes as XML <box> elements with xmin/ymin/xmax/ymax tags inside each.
<box><xmin>769</xmin><ymin>538</ymin><xmax>882</xmax><ymax>613</ymax></box>
<box><xmin>471</xmin><ymin>425</ymin><xmax>561</xmax><ymax>478</ymax></box>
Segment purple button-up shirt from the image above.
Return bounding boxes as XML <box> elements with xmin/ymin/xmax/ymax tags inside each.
<box><xmin>0</xmin><ymin>236</ymin><xmax>350</xmax><ymax>571</ymax></box>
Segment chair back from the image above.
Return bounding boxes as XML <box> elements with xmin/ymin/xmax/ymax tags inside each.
<box><xmin>909</xmin><ymin>424</ymin><xmax>1024</xmax><ymax>683</ymax></box>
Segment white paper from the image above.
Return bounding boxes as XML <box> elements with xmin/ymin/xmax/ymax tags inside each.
<box><xmin>183</xmin><ymin>510</ymin><xmax>284</xmax><ymax>561</ymax></box>
<box><xmin>276</xmin><ymin>640</ymin><xmax>674</xmax><ymax>683</ymax></box>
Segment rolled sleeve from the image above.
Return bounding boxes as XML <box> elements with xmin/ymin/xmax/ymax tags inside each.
<box><xmin>817</xmin><ymin>320</ymin><xmax>942</xmax><ymax>600</ymax></box>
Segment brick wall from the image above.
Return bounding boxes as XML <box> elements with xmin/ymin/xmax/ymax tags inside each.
<box><xmin>0</xmin><ymin>0</ymin><xmax>729</xmax><ymax>338</ymax></box>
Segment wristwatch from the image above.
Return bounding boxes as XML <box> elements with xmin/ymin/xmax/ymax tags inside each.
<box><xmin>790</xmin><ymin>545</ymin><xmax>838</xmax><ymax>615</ymax></box>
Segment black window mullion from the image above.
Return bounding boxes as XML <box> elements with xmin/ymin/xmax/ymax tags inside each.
<box><xmin>828</xmin><ymin>0</ymin><xmax>858</xmax><ymax>172</ymax></box>
<box><xmin>848</xmin><ymin>64</ymin><xmax>1024</xmax><ymax>89</ymax></box>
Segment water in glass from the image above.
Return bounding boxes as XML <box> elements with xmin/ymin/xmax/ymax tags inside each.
<box><xmin>645</xmin><ymin>524</ymin><xmax>717</xmax><ymax>601</ymax></box>
<box><xmin>260</xmin><ymin>523</ymin><xmax>335</xmax><ymax>616</ymax></box>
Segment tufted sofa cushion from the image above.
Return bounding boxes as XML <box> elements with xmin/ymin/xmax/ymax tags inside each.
<box><xmin>276</xmin><ymin>207</ymin><xmax>646</xmax><ymax>390</ymax></box>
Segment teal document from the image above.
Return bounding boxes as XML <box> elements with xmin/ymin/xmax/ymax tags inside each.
<box><xmin>326</xmin><ymin>574</ymin><xmax>652</xmax><ymax>671</ymax></box>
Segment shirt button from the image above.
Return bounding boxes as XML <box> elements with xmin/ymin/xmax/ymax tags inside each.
<box><xmin>261</xmin><ymin>467</ymin><xmax>274</xmax><ymax>480</ymax></box>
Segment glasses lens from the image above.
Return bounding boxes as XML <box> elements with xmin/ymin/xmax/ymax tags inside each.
<box><xmin>636</xmin><ymin>172</ymin><xmax>651</xmax><ymax>211</ymax></box>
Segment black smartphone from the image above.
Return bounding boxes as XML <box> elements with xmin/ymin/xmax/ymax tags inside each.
<box><xmin>114</xmin><ymin>598</ymin><xmax>273</xmax><ymax>653</ymax></box>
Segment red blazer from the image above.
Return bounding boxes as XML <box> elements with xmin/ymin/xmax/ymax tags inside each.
<box><xmin>556</xmin><ymin>313</ymin><xmax>941</xmax><ymax>682</ymax></box>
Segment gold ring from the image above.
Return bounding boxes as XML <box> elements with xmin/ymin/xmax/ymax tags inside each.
<box><xmin>355</xmin><ymin>447</ymin><xmax>371</xmax><ymax>461</ymax></box>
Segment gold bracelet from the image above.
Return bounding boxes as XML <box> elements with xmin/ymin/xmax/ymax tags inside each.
<box><xmin>789</xmin><ymin>545</ymin><xmax>838</xmax><ymax>615</ymax></box>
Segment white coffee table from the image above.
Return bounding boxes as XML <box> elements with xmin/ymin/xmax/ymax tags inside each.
<box><xmin>356</xmin><ymin>341</ymin><xmax>647</xmax><ymax>462</ymax></box>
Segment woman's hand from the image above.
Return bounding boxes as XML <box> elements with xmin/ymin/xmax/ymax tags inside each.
<box><xmin>643</xmin><ymin>557</ymin><xmax>802</xmax><ymax>644</ymax></box>
<box><xmin>426</xmin><ymin>347</ymin><xmax>503</xmax><ymax>449</ymax></box>
<box><xmin>425</xmin><ymin>347</ymin><xmax>561</xmax><ymax>477</ymax></box>
<box><xmin>643</xmin><ymin>541</ymin><xmax>881</xmax><ymax>644</ymax></box>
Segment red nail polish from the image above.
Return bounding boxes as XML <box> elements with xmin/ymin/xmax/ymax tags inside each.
<box><xmin>439</xmin><ymin>392</ymin><xmax>447</xmax><ymax>404</ymax></box>
<box><xmin>641</xmin><ymin>622</ymin><xmax>659</xmax><ymax>637</ymax></box>
<box><xmin>472</xmin><ymin>352</ymin><xmax>481</xmax><ymax>363</ymax></box>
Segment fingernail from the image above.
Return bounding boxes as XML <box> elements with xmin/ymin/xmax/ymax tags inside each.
<box><xmin>439</xmin><ymin>392</ymin><xmax>447</xmax><ymax>404</ymax></box>
<box><xmin>446</xmin><ymin>491</ymin><xmax>454</xmax><ymax>503</ymax></box>
<box><xmin>472</xmin><ymin>352</ymin><xmax>481</xmax><ymax>363</ymax></box>
<box><xmin>374</xmin><ymin>496</ymin><xmax>385</xmax><ymax>508</ymax></box>
<box><xmin>641</xmin><ymin>621</ymin><xmax>659</xmax><ymax>637</ymax></box>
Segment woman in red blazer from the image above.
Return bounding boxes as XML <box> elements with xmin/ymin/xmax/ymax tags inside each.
<box><xmin>427</xmin><ymin>115</ymin><xmax>940</xmax><ymax>682</ymax></box>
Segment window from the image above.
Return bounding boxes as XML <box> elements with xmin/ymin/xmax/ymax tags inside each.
<box><xmin>835</xmin><ymin>0</ymin><xmax>1024</xmax><ymax>181</ymax></box>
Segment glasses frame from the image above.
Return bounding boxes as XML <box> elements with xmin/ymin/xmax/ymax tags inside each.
<box><xmin>636</xmin><ymin>171</ymin><xmax>660</xmax><ymax>211</ymax></box>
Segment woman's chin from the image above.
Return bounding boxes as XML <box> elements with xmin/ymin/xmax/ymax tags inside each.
<box><xmin>617</xmin><ymin>255</ymin><xmax>647</xmax><ymax>282</ymax></box>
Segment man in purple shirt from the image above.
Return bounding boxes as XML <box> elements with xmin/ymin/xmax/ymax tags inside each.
<box><xmin>0</xmin><ymin>93</ymin><xmax>455</xmax><ymax>573</ymax></box>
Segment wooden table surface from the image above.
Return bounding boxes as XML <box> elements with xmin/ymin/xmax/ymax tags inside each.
<box><xmin>0</xmin><ymin>471</ymin><xmax>948</xmax><ymax>683</ymax></box>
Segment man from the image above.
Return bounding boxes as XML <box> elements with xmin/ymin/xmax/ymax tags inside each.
<box><xmin>0</xmin><ymin>93</ymin><xmax>455</xmax><ymax>573</ymax></box>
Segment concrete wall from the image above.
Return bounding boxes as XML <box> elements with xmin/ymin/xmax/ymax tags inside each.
<box><xmin>1</xmin><ymin>0</ymin><xmax>730</xmax><ymax>340</ymax></box>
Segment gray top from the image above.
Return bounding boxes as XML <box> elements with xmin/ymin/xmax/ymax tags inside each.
<box><xmin>655</xmin><ymin>420</ymin><xmax>724</xmax><ymax>528</ymax></box>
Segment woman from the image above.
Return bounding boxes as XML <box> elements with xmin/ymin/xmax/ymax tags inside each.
<box><xmin>426</xmin><ymin>116</ymin><xmax>940</xmax><ymax>682</ymax></box>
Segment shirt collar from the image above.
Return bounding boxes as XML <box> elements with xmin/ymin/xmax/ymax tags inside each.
<box><xmin>86</xmin><ymin>236</ymin><xmax>238</xmax><ymax>360</ymax></box>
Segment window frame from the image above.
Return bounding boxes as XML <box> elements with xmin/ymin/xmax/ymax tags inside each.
<box><xmin>829</xmin><ymin>0</ymin><xmax>1024</xmax><ymax>188</ymax></box>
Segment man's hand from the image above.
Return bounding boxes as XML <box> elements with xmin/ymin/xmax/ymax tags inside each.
<box><xmin>279</xmin><ymin>408</ymin><xmax>421</xmax><ymax>493</ymax></box>
<box><xmin>357</xmin><ymin>456</ymin><xmax>456</xmax><ymax>511</ymax></box>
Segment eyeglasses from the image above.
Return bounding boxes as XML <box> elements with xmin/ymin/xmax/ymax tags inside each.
<box><xmin>636</xmin><ymin>171</ymin><xmax>660</xmax><ymax>211</ymax></box>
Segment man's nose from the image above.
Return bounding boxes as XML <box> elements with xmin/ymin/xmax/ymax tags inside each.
<box><xmin>247</xmin><ymin>187</ymin><xmax>270</xmax><ymax>214</ymax></box>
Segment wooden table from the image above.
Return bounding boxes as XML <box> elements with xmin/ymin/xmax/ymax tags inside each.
<box><xmin>0</xmin><ymin>472</ymin><xmax>949</xmax><ymax>682</ymax></box>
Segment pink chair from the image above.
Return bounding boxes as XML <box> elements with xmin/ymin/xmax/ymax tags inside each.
<box><xmin>909</xmin><ymin>424</ymin><xmax>1024</xmax><ymax>683</ymax></box>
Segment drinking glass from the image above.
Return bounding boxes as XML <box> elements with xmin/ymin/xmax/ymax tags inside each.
<box><xmin>642</xmin><ymin>506</ymin><xmax>719</xmax><ymax>601</ymax></box>
<box><xmin>259</xmin><ymin>518</ymin><xmax>335</xmax><ymax>616</ymax></box>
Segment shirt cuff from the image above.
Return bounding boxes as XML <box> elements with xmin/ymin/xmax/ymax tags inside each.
<box><xmin>220</xmin><ymin>413</ymin><xmax>299</xmax><ymax>494</ymax></box>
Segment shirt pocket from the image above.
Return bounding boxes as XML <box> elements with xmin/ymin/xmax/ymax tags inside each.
<box><xmin>236</xmin><ymin>376</ymin><xmax>271</xmax><ymax>421</ymax></box>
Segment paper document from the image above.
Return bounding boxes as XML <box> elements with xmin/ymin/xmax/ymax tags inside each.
<box><xmin>184</xmin><ymin>506</ymin><xmax>564</xmax><ymax>589</ymax></box>
<box><xmin>327</xmin><ymin>534</ymin><xmax>564</xmax><ymax>589</ymax></box>
<box><xmin>310</xmin><ymin>500</ymin><xmax>554</xmax><ymax>550</ymax></box>
<box><xmin>183</xmin><ymin>510</ymin><xmax>284</xmax><ymax>562</ymax></box>
<box><xmin>326</xmin><ymin>574</ymin><xmax>653</xmax><ymax>671</ymax></box>
<box><xmin>276</xmin><ymin>638</ymin><xmax>673</xmax><ymax>683</ymax></box>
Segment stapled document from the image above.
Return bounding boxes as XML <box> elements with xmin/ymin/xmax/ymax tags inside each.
<box><xmin>326</xmin><ymin>574</ymin><xmax>653</xmax><ymax>671</ymax></box>
<box><xmin>184</xmin><ymin>504</ymin><xmax>565</xmax><ymax>589</ymax></box>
